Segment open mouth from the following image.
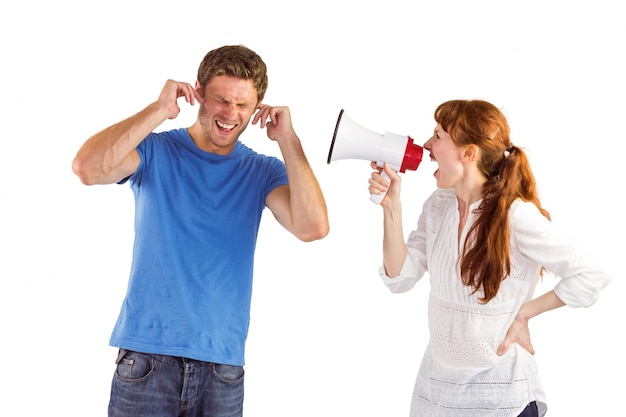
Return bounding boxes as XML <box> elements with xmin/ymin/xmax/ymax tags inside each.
<box><xmin>216</xmin><ymin>120</ymin><xmax>236</xmax><ymax>133</ymax></box>
<box><xmin>429</xmin><ymin>153</ymin><xmax>439</xmax><ymax>177</ymax></box>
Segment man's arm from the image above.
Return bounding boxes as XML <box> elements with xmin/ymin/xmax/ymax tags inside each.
<box><xmin>72</xmin><ymin>80</ymin><xmax>200</xmax><ymax>185</ymax></box>
<box><xmin>254</xmin><ymin>105</ymin><xmax>329</xmax><ymax>242</ymax></box>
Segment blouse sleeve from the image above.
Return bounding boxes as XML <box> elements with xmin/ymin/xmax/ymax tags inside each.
<box><xmin>510</xmin><ymin>201</ymin><xmax>611</xmax><ymax>308</ymax></box>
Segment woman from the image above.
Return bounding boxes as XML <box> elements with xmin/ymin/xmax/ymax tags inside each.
<box><xmin>369</xmin><ymin>100</ymin><xmax>610</xmax><ymax>417</ymax></box>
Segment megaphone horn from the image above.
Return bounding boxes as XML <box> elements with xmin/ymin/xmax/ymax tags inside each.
<box><xmin>327</xmin><ymin>109</ymin><xmax>424</xmax><ymax>204</ymax></box>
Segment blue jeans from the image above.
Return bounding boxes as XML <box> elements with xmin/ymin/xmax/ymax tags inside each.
<box><xmin>108</xmin><ymin>350</ymin><xmax>245</xmax><ymax>417</ymax></box>
<box><xmin>518</xmin><ymin>401</ymin><xmax>538</xmax><ymax>417</ymax></box>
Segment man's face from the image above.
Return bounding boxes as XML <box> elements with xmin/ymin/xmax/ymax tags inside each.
<box><xmin>196</xmin><ymin>75</ymin><xmax>259</xmax><ymax>153</ymax></box>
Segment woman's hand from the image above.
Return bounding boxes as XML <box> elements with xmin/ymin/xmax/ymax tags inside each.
<box><xmin>369</xmin><ymin>162</ymin><xmax>401</xmax><ymax>207</ymax></box>
<box><xmin>497</xmin><ymin>306</ymin><xmax>535</xmax><ymax>356</ymax></box>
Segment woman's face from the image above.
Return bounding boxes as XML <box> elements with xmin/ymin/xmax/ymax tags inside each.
<box><xmin>423</xmin><ymin>124</ymin><xmax>466</xmax><ymax>189</ymax></box>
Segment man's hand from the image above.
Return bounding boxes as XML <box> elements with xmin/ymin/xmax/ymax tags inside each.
<box><xmin>251</xmin><ymin>104</ymin><xmax>296</xmax><ymax>142</ymax></box>
<box><xmin>158</xmin><ymin>79</ymin><xmax>204</xmax><ymax>120</ymax></box>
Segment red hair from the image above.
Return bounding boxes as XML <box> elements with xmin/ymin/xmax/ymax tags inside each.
<box><xmin>434</xmin><ymin>100</ymin><xmax>550</xmax><ymax>303</ymax></box>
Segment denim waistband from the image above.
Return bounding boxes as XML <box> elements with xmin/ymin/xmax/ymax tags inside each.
<box><xmin>116</xmin><ymin>349</ymin><xmax>225</xmax><ymax>368</ymax></box>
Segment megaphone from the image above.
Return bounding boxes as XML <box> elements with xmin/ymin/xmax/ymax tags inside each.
<box><xmin>327</xmin><ymin>109</ymin><xmax>424</xmax><ymax>204</ymax></box>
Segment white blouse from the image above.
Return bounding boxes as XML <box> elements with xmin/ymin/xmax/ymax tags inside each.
<box><xmin>379</xmin><ymin>188</ymin><xmax>611</xmax><ymax>417</ymax></box>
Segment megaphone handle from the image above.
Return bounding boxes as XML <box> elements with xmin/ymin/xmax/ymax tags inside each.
<box><xmin>370</xmin><ymin>169</ymin><xmax>391</xmax><ymax>205</ymax></box>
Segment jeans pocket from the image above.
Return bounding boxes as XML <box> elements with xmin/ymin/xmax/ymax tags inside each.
<box><xmin>115</xmin><ymin>350</ymin><xmax>154</xmax><ymax>382</ymax></box>
<box><xmin>212</xmin><ymin>363</ymin><xmax>244</xmax><ymax>383</ymax></box>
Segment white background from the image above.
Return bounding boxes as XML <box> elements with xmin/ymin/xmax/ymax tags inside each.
<box><xmin>1</xmin><ymin>0</ymin><xmax>623</xmax><ymax>415</ymax></box>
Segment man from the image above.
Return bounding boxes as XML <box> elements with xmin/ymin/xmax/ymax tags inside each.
<box><xmin>72</xmin><ymin>45</ymin><xmax>329</xmax><ymax>417</ymax></box>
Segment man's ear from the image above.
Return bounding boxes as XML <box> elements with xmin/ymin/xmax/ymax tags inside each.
<box><xmin>195</xmin><ymin>81</ymin><xmax>203</xmax><ymax>97</ymax></box>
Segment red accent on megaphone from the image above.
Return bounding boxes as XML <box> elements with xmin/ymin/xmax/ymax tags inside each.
<box><xmin>400</xmin><ymin>137</ymin><xmax>424</xmax><ymax>173</ymax></box>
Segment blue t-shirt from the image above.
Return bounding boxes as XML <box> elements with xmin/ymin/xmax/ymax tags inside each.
<box><xmin>109</xmin><ymin>128</ymin><xmax>288</xmax><ymax>365</ymax></box>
